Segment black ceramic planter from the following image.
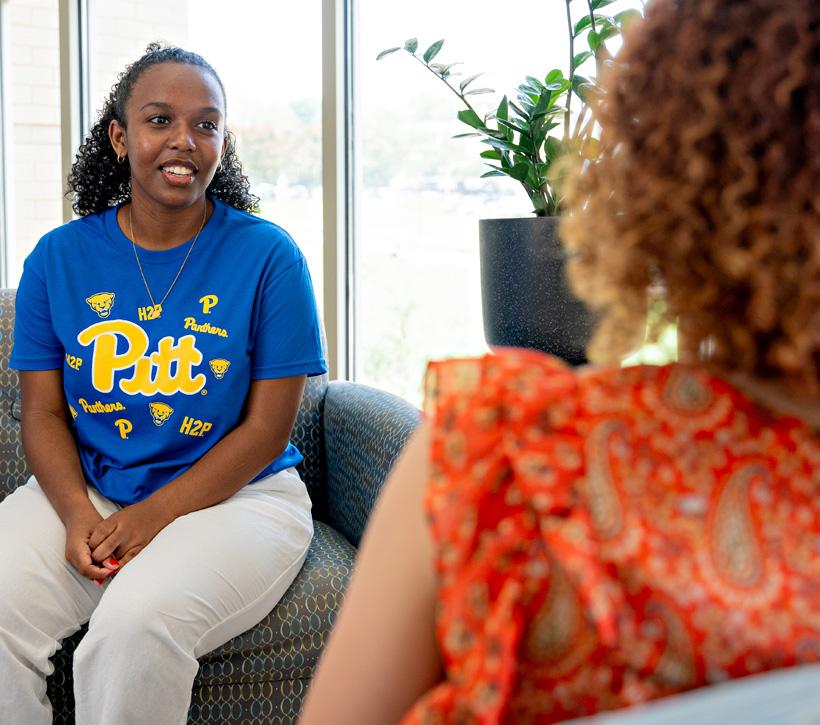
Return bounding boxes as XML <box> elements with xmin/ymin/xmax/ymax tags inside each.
<box><xmin>479</xmin><ymin>216</ymin><xmax>594</xmax><ymax>366</ymax></box>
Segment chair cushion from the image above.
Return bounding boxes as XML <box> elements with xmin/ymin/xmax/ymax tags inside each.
<box><xmin>46</xmin><ymin>521</ymin><xmax>356</xmax><ymax>723</ymax></box>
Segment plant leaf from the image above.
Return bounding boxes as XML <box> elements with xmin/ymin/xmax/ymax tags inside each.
<box><xmin>422</xmin><ymin>39</ymin><xmax>445</xmax><ymax>63</ymax></box>
<box><xmin>483</xmin><ymin>137</ymin><xmax>519</xmax><ymax>152</ymax></box>
<box><xmin>573</xmin><ymin>15</ymin><xmax>594</xmax><ymax>36</ymax></box>
<box><xmin>480</xmin><ymin>149</ymin><xmax>503</xmax><ymax>160</ymax></box>
<box><xmin>508</xmin><ymin>163</ymin><xmax>530</xmax><ymax>182</ymax></box>
<box><xmin>572</xmin><ymin>51</ymin><xmax>593</xmax><ymax>69</ymax></box>
<box><xmin>544</xmin><ymin>136</ymin><xmax>563</xmax><ymax>164</ymax></box>
<box><xmin>481</xmin><ymin>170</ymin><xmax>507</xmax><ymax>178</ymax></box>
<box><xmin>597</xmin><ymin>19</ymin><xmax>620</xmax><ymax>41</ymax></box>
<box><xmin>588</xmin><ymin>30</ymin><xmax>602</xmax><ymax>51</ymax></box>
<box><xmin>464</xmin><ymin>87</ymin><xmax>495</xmax><ymax>96</ymax></box>
<box><xmin>497</xmin><ymin>95</ymin><xmax>509</xmax><ymax>121</ymax></box>
<box><xmin>376</xmin><ymin>47</ymin><xmax>401</xmax><ymax>60</ymax></box>
<box><xmin>591</xmin><ymin>0</ymin><xmax>616</xmax><ymax>8</ymax></box>
<box><xmin>615</xmin><ymin>9</ymin><xmax>642</xmax><ymax>27</ymax></box>
<box><xmin>573</xmin><ymin>14</ymin><xmax>610</xmax><ymax>36</ymax></box>
<box><xmin>509</xmin><ymin>100</ymin><xmax>530</xmax><ymax>119</ymax></box>
<box><xmin>451</xmin><ymin>132</ymin><xmax>482</xmax><ymax>138</ymax></box>
<box><xmin>525</xmin><ymin>75</ymin><xmax>547</xmax><ymax>91</ymax></box>
<box><xmin>459</xmin><ymin>73</ymin><xmax>484</xmax><ymax>92</ymax></box>
<box><xmin>404</xmin><ymin>37</ymin><xmax>418</xmax><ymax>53</ymax></box>
<box><xmin>429</xmin><ymin>62</ymin><xmax>461</xmax><ymax>78</ymax></box>
<box><xmin>497</xmin><ymin>118</ymin><xmax>529</xmax><ymax>135</ymax></box>
<box><xmin>571</xmin><ymin>75</ymin><xmax>592</xmax><ymax>102</ymax></box>
<box><xmin>545</xmin><ymin>69</ymin><xmax>564</xmax><ymax>85</ymax></box>
<box><xmin>457</xmin><ymin>109</ymin><xmax>486</xmax><ymax>130</ymax></box>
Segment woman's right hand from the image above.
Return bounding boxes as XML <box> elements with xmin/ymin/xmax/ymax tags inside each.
<box><xmin>64</xmin><ymin>506</ymin><xmax>120</xmax><ymax>584</ymax></box>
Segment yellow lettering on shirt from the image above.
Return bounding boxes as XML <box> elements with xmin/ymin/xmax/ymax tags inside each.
<box><xmin>199</xmin><ymin>294</ymin><xmax>218</xmax><ymax>314</ymax></box>
<box><xmin>78</xmin><ymin>398</ymin><xmax>126</xmax><ymax>414</ymax></box>
<box><xmin>179</xmin><ymin>416</ymin><xmax>212</xmax><ymax>437</ymax></box>
<box><xmin>65</xmin><ymin>354</ymin><xmax>83</xmax><ymax>370</ymax></box>
<box><xmin>77</xmin><ymin>320</ymin><xmax>206</xmax><ymax>396</ymax></box>
<box><xmin>183</xmin><ymin>317</ymin><xmax>228</xmax><ymax>338</ymax></box>
<box><xmin>114</xmin><ymin>418</ymin><xmax>133</xmax><ymax>439</ymax></box>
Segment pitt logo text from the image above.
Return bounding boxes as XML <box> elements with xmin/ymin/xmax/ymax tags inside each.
<box><xmin>115</xmin><ymin>419</ymin><xmax>133</xmax><ymax>439</ymax></box>
<box><xmin>65</xmin><ymin>354</ymin><xmax>83</xmax><ymax>370</ymax></box>
<box><xmin>77</xmin><ymin>320</ymin><xmax>206</xmax><ymax>396</ymax></box>
<box><xmin>199</xmin><ymin>294</ymin><xmax>218</xmax><ymax>314</ymax></box>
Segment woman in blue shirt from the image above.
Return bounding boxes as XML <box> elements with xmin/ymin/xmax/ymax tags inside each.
<box><xmin>0</xmin><ymin>43</ymin><xmax>326</xmax><ymax>724</ymax></box>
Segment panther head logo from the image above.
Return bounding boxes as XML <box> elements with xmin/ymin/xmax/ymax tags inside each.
<box><xmin>86</xmin><ymin>292</ymin><xmax>116</xmax><ymax>319</ymax></box>
<box><xmin>148</xmin><ymin>402</ymin><xmax>174</xmax><ymax>426</ymax></box>
<box><xmin>208</xmin><ymin>359</ymin><xmax>231</xmax><ymax>380</ymax></box>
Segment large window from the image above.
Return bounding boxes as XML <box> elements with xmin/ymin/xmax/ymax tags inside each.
<box><xmin>1</xmin><ymin>0</ymin><xmax>62</xmax><ymax>285</ymax></box>
<box><xmin>356</xmin><ymin>0</ymin><xmax>646</xmax><ymax>403</ymax></box>
<box><xmin>357</xmin><ymin>1</ymin><xmax>568</xmax><ymax>403</ymax></box>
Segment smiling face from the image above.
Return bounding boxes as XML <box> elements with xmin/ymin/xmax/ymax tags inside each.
<box><xmin>108</xmin><ymin>63</ymin><xmax>228</xmax><ymax>212</ymax></box>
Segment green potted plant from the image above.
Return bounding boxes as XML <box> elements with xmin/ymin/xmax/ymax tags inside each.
<box><xmin>379</xmin><ymin>0</ymin><xmax>643</xmax><ymax>364</ymax></box>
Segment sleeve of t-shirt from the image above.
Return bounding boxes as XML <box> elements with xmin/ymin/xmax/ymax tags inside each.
<box><xmin>10</xmin><ymin>241</ymin><xmax>64</xmax><ymax>371</ymax></box>
<box><xmin>251</xmin><ymin>255</ymin><xmax>327</xmax><ymax>379</ymax></box>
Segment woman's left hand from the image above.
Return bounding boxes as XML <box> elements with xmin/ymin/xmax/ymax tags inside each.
<box><xmin>88</xmin><ymin>499</ymin><xmax>170</xmax><ymax>570</ymax></box>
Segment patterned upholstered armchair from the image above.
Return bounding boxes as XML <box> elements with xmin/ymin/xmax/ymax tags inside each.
<box><xmin>0</xmin><ymin>289</ymin><xmax>421</xmax><ymax>724</ymax></box>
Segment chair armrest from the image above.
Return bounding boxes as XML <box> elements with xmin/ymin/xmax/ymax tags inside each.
<box><xmin>323</xmin><ymin>381</ymin><xmax>421</xmax><ymax>546</ymax></box>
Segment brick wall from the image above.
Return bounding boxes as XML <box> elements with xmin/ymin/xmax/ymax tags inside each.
<box><xmin>4</xmin><ymin>0</ymin><xmax>62</xmax><ymax>285</ymax></box>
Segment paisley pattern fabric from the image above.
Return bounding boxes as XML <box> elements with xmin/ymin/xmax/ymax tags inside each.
<box><xmin>404</xmin><ymin>349</ymin><xmax>819</xmax><ymax>724</ymax></box>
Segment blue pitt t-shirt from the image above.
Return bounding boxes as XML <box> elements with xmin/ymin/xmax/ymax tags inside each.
<box><xmin>11</xmin><ymin>196</ymin><xmax>326</xmax><ymax>505</ymax></box>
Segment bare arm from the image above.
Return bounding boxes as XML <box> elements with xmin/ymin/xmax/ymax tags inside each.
<box><xmin>19</xmin><ymin>369</ymin><xmax>114</xmax><ymax>580</ymax></box>
<box><xmin>21</xmin><ymin>369</ymin><xmax>95</xmax><ymax>523</ymax></box>
<box><xmin>300</xmin><ymin>424</ymin><xmax>442</xmax><ymax>724</ymax></box>
<box><xmin>88</xmin><ymin>374</ymin><xmax>307</xmax><ymax>565</ymax></box>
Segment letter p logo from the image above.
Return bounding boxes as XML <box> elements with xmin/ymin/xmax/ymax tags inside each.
<box><xmin>114</xmin><ymin>418</ymin><xmax>133</xmax><ymax>439</ymax></box>
<box><xmin>199</xmin><ymin>294</ymin><xmax>219</xmax><ymax>314</ymax></box>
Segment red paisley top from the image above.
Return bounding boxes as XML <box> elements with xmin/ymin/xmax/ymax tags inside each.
<box><xmin>403</xmin><ymin>350</ymin><xmax>820</xmax><ymax>724</ymax></box>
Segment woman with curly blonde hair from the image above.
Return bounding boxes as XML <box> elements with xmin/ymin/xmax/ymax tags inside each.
<box><xmin>302</xmin><ymin>0</ymin><xmax>819</xmax><ymax>722</ymax></box>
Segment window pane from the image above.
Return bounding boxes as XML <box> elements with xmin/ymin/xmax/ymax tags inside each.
<box><xmin>357</xmin><ymin>0</ymin><xmax>640</xmax><ymax>404</ymax></box>
<box><xmin>86</xmin><ymin>0</ymin><xmax>323</xmax><ymax>307</ymax></box>
<box><xmin>3</xmin><ymin>0</ymin><xmax>62</xmax><ymax>285</ymax></box>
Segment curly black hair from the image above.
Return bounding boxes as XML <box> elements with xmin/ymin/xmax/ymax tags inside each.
<box><xmin>66</xmin><ymin>43</ymin><xmax>259</xmax><ymax>216</ymax></box>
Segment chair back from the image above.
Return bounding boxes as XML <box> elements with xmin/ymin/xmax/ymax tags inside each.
<box><xmin>0</xmin><ymin>290</ymin><xmax>30</xmax><ymax>501</ymax></box>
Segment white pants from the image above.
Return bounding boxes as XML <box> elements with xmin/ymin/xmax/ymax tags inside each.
<box><xmin>0</xmin><ymin>471</ymin><xmax>313</xmax><ymax>725</ymax></box>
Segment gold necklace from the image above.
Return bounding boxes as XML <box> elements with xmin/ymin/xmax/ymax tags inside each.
<box><xmin>128</xmin><ymin>204</ymin><xmax>207</xmax><ymax>319</ymax></box>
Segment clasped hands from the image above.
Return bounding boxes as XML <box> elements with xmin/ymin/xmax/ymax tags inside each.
<box><xmin>65</xmin><ymin>498</ymin><xmax>169</xmax><ymax>586</ymax></box>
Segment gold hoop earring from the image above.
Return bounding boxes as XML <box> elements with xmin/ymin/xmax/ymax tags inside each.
<box><xmin>116</xmin><ymin>153</ymin><xmax>126</xmax><ymax>164</ymax></box>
